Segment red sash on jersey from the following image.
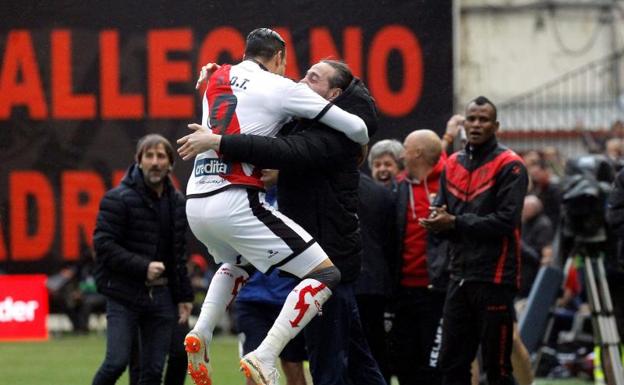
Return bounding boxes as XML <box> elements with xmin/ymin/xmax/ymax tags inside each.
<box><xmin>207</xmin><ymin>65</ymin><xmax>263</xmax><ymax>190</ymax></box>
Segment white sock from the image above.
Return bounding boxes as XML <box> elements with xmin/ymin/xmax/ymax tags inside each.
<box><xmin>193</xmin><ymin>263</ymin><xmax>249</xmax><ymax>344</ymax></box>
<box><xmin>253</xmin><ymin>278</ymin><xmax>332</xmax><ymax>366</ymax></box>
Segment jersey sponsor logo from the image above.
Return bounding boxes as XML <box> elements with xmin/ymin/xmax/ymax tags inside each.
<box><xmin>194</xmin><ymin>158</ymin><xmax>231</xmax><ymax>177</ymax></box>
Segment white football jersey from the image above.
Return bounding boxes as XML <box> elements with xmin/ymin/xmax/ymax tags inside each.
<box><xmin>186</xmin><ymin>60</ymin><xmax>333</xmax><ymax>197</ymax></box>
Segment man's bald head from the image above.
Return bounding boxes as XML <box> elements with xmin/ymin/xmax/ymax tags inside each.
<box><xmin>403</xmin><ymin>129</ymin><xmax>443</xmax><ymax>169</ymax></box>
<box><xmin>522</xmin><ymin>194</ymin><xmax>543</xmax><ymax>222</ymax></box>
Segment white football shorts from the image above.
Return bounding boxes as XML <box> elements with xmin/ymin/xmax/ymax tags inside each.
<box><xmin>186</xmin><ymin>187</ymin><xmax>328</xmax><ymax>278</ymax></box>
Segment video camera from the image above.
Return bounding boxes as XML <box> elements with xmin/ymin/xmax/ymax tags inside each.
<box><xmin>560</xmin><ymin>154</ymin><xmax>615</xmax><ymax>245</ymax></box>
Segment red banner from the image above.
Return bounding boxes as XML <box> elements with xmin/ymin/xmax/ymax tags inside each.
<box><xmin>0</xmin><ymin>274</ymin><xmax>49</xmax><ymax>341</ymax></box>
<box><xmin>0</xmin><ymin>0</ymin><xmax>453</xmax><ymax>273</ymax></box>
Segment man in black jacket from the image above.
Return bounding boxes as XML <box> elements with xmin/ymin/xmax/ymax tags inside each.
<box><xmin>420</xmin><ymin>97</ymin><xmax>528</xmax><ymax>385</ymax></box>
<box><xmin>355</xmin><ymin>171</ymin><xmax>395</xmax><ymax>384</ymax></box>
<box><xmin>92</xmin><ymin>134</ymin><xmax>194</xmax><ymax>385</ymax></box>
<box><xmin>180</xmin><ymin>60</ymin><xmax>386</xmax><ymax>385</ymax></box>
<box><xmin>605</xmin><ymin>166</ymin><xmax>624</xmax><ymax>345</ymax></box>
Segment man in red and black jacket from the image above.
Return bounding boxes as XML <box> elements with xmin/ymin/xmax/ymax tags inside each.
<box><xmin>420</xmin><ymin>96</ymin><xmax>528</xmax><ymax>385</ymax></box>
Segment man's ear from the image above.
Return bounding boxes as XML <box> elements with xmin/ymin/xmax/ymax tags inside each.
<box><xmin>275</xmin><ymin>50</ymin><xmax>285</xmax><ymax>66</ymax></box>
<box><xmin>328</xmin><ymin>88</ymin><xmax>342</xmax><ymax>102</ymax></box>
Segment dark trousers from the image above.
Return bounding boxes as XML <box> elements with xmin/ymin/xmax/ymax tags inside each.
<box><xmin>608</xmin><ymin>272</ymin><xmax>624</xmax><ymax>339</ymax></box>
<box><xmin>390</xmin><ymin>287</ymin><xmax>445</xmax><ymax>385</ymax></box>
<box><xmin>235</xmin><ymin>301</ymin><xmax>307</xmax><ymax>362</ymax></box>
<box><xmin>356</xmin><ymin>294</ymin><xmax>392</xmax><ymax>384</ymax></box>
<box><xmin>304</xmin><ymin>282</ymin><xmax>387</xmax><ymax>385</ymax></box>
<box><xmin>440</xmin><ymin>281</ymin><xmax>515</xmax><ymax>385</ymax></box>
<box><xmin>130</xmin><ymin>320</ymin><xmax>191</xmax><ymax>385</ymax></box>
<box><xmin>92</xmin><ymin>287</ymin><xmax>176</xmax><ymax>385</ymax></box>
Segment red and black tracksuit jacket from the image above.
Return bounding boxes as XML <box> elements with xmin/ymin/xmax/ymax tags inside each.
<box><xmin>434</xmin><ymin>137</ymin><xmax>528</xmax><ymax>288</ymax></box>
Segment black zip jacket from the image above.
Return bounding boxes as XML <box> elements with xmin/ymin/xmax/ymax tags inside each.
<box><xmin>93</xmin><ymin>164</ymin><xmax>193</xmax><ymax>304</ymax></box>
<box><xmin>220</xmin><ymin>78</ymin><xmax>378</xmax><ymax>283</ymax></box>
<box><xmin>434</xmin><ymin>137</ymin><xmax>528</xmax><ymax>287</ymax></box>
<box><xmin>607</xmin><ymin>168</ymin><xmax>624</xmax><ymax>272</ymax></box>
<box><xmin>355</xmin><ymin>172</ymin><xmax>395</xmax><ymax>296</ymax></box>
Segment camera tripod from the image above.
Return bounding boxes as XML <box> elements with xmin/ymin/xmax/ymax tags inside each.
<box><xmin>577</xmin><ymin>245</ymin><xmax>624</xmax><ymax>385</ymax></box>
<box><xmin>527</xmin><ymin>242</ymin><xmax>624</xmax><ymax>384</ymax></box>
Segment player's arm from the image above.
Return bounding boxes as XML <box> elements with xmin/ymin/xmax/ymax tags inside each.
<box><xmin>281</xmin><ymin>82</ymin><xmax>369</xmax><ymax>145</ymax></box>
<box><xmin>177</xmin><ymin>122</ymin><xmax>357</xmax><ymax>170</ymax></box>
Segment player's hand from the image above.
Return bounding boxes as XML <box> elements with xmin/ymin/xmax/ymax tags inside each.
<box><xmin>147</xmin><ymin>261</ymin><xmax>165</xmax><ymax>281</ymax></box>
<box><xmin>178</xmin><ymin>302</ymin><xmax>193</xmax><ymax>324</ymax></box>
<box><xmin>195</xmin><ymin>63</ymin><xmax>220</xmax><ymax>90</ymax></box>
<box><xmin>177</xmin><ymin>123</ymin><xmax>221</xmax><ymax>160</ymax></box>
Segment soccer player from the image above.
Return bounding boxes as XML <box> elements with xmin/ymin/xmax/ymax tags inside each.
<box><xmin>178</xmin><ymin>28</ymin><xmax>369</xmax><ymax>385</ymax></box>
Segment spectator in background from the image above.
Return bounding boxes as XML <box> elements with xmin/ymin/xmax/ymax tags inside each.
<box><xmin>605</xmin><ymin>137</ymin><xmax>624</xmax><ymax>172</ymax></box>
<box><xmin>527</xmin><ymin>158</ymin><xmax>562</xmax><ymax>230</ymax></box>
<box><xmin>235</xmin><ymin>169</ymin><xmax>308</xmax><ymax>385</ymax></box>
<box><xmin>368</xmin><ymin>139</ymin><xmax>403</xmax><ymax>192</ymax></box>
<box><xmin>91</xmin><ymin>134</ymin><xmax>193</xmax><ymax>385</ymax></box>
<box><xmin>73</xmin><ymin>248</ymin><xmax>107</xmax><ymax>333</ymax></box>
<box><xmin>522</xmin><ymin>150</ymin><xmax>541</xmax><ymax>169</ymax></box>
<box><xmin>420</xmin><ymin>96</ymin><xmax>528</xmax><ymax>385</ymax></box>
<box><xmin>542</xmin><ymin>146</ymin><xmax>565</xmax><ymax>180</ymax></box>
<box><xmin>355</xmin><ymin>171</ymin><xmax>396</xmax><ymax>384</ymax></box>
<box><xmin>519</xmin><ymin>195</ymin><xmax>554</xmax><ymax>299</ymax></box>
<box><xmin>605</xmin><ymin>166</ymin><xmax>624</xmax><ymax>341</ymax></box>
<box><xmin>582</xmin><ymin>119</ymin><xmax>624</xmax><ymax>155</ymax></box>
<box><xmin>441</xmin><ymin>114</ymin><xmax>466</xmax><ymax>153</ymax></box>
<box><xmin>187</xmin><ymin>254</ymin><xmax>211</xmax><ymax>316</ymax></box>
<box><xmin>390</xmin><ymin>129</ymin><xmax>447</xmax><ymax>385</ymax></box>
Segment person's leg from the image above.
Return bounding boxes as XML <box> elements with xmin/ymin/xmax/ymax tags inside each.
<box><xmin>511</xmin><ymin>323</ymin><xmax>534</xmax><ymax>385</ymax></box>
<box><xmin>392</xmin><ymin>288</ymin><xmax>444</xmax><ymax>385</ymax></box>
<box><xmin>390</xmin><ymin>289</ymin><xmax>420</xmax><ymax>385</ymax></box>
<box><xmin>415</xmin><ymin>290</ymin><xmax>445</xmax><ymax>385</ymax></box>
<box><xmin>440</xmin><ymin>281</ymin><xmax>480</xmax><ymax>385</ymax></box>
<box><xmin>242</xmin><ymin>259</ymin><xmax>336</xmax><ymax>383</ymax></box>
<box><xmin>92</xmin><ymin>298</ymin><xmax>137</xmax><ymax>385</ymax></box>
<box><xmin>164</xmin><ymin>320</ymin><xmax>191</xmax><ymax>385</ymax></box>
<box><xmin>356</xmin><ymin>294</ymin><xmax>391</xmax><ymax>383</ymax></box>
<box><xmin>233</xmin><ymin>191</ymin><xmax>340</xmax><ymax>383</ymax></box>
<box><xmin>236</xmin><ymin>301</ymin><xmax>275</xmax><ymax>385</ymax></box>
<box><xmin>129</xmin><ymin>332</ymin><xmax>141</xmax><ymax>385</ymax></box>
<box><xmin>190</xmin><ymin>263</ymin><xmax>250</xmax><ymax>346</ymax></box>
<box><xmin>304</xmin><ymin>282</ymin><xmax>351</xmax><ymax>385</ymax></box>
<box><xmin>345</xmin><ymin>285</ymin><xmax>387</xmax><ymax>385</ymax></box>
<box><xmin>471</xmin><ymin>359</ymin><xmax>480</xmax><ymax>385</ymax></box>
<box><xmin>185</xmin><ymin>194</ymin><xmax>250</xmax><ymax>352</ymax></box>
<box><xmin>478</xmin><ymin>284</ymin><xmax>515</xmax><ymax>385</ymax></box>
<box><xmin>280</xmin><ymin>360</ymin><xmax>307</xmax><ymax>385</ymax></box>
<box><xmin>138</xmin><ymin>287</ymin><xmax>176</xmax><ymax>385</ymax></box>
<box><xmin>279</xmin><ymin>328</ymin><xmax>308</xmax><ymax>385</ymax></box>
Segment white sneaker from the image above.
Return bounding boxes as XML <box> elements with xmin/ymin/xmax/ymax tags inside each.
<box><xmin>184</xmin><ymin>331</ymin><xmax>212</xmax><ymax>385</ymax></box>
<box><xmin>240</xmin><ymin>351</ymin><xmax>280</xmax><ymax>385</ymax></box>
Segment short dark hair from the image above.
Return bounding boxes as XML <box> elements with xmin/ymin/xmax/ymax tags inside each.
<box><xmin>468</xmin><ymin>95</ymin><xmax>498</xmax><ymax>121</ymax></box>
<box><xmin>135</xmin><ymin>134</ymin><xmax>174</xmax><ymax>165</ymax></box>
<box><xmin>244</xmin><ymin>28</ymin><xmax>286</xmax><ymax>61</ymax></box>
<box><xmin>321</xmin><ymin>59</ymin><xmax>353</xmax><ymax>90</ymax></box>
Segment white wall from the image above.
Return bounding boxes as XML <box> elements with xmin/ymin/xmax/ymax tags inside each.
<box><xmin>457</xmin><ymin>0</ymin><xmax>624</xmax><ymax>108</ymax></box>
